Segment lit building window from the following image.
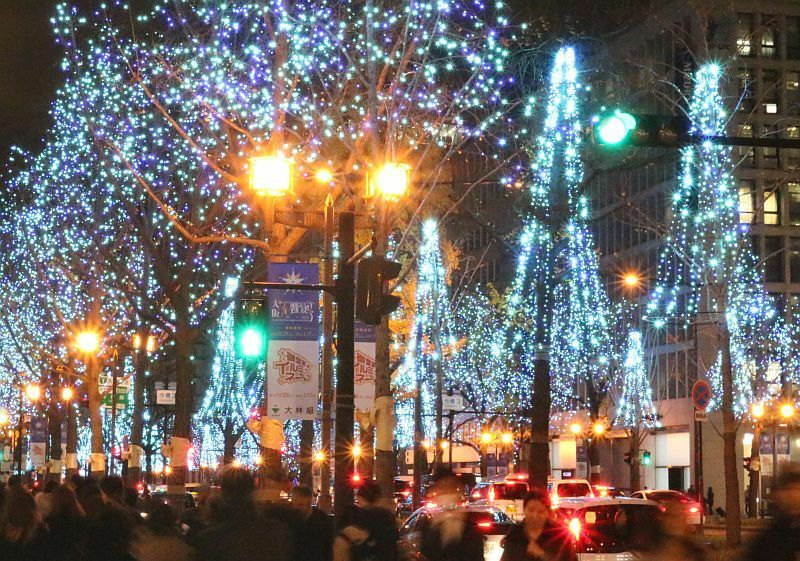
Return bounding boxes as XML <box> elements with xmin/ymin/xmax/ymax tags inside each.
<box><xmin>787</xmin><ymin>72</ymin><xmax>800</xmax><ymax>90</ymax></box>
<box><xmin>764</xmin><ymin>189</ymin><xmax>780</xmax><ymax>225</ymax></box>
<box><xmin>765</xmin><ymin>102</ymin><xmax>779</xmax><ymax>114</ymax></box>
<box><xmin>739</xmin><ymin>183</ymin><xmax>755</xmax><ymax>224</ymax></box>
<box><xmin>737</xmin><ymin>13</ymin><xmax>753</xmax><ymax>56</ymax></box>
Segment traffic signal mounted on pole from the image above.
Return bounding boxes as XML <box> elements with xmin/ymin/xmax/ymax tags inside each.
<box><xmin>234</xmin><ymin>298</ymin><xmax>269</xmax><ymax>359</ymax></box>
<box><xmin>592</xmin><ymin>110</ymin><xmax>690</xmax><ymax>148</ymax></box>
<box><xmin>641</xmin><ymin>450</ymin><xmax>652</xmax><ymax>466</ymax></box>
<box><xmin>355</xmin><ymin>255</ymin><xmax>402</xmax><ymax>325</ymax></box>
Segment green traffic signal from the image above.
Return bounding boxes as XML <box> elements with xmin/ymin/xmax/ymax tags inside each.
<box><xmin>234</xmin><ymin>298</ymin><xmax>269</xmax><ymax>359</ymax></box>
<box><xmin>240</xmin><ymin>327</ymin><xmax>266</xmax><ymax>358</ymax></box>
<box><xmin>642</xmin><ymin>450</ymin><xmax>652</xmax><ymax>466</ymax></box>
<box><xmin>595</xmin><ymin>111</ymin><xmax>637</xmax><ymax>145</ymax></box>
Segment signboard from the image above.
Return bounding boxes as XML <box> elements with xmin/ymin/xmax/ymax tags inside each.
<box><xmin>156</xmin><ymin>389</ymin><xmax>176</xmax><ymax>405</ymax></box>
<box><xmin>691</xmin><ymin>380</ymin><xmax>712</xmax><ymax>411</ymax></box>
<box><xmin>694</xmin><ymin>410</ymin><xmax>708</xmax><ymax>422</ymax></box>
<box><xmin>99</xmin><ymin>374</ymin><xmax>131</xmax><ymax>409</ymax></box>
<box><xmin>267</xmin><ymin>341</ymin><xmax>319</xmax><ymax>420</ymax></box>
<box><xmin>30</xmin><ymin>416</ymin><xmax>48</xmax><ymax>468</ymax></box>
<box><xmin>265</xmin><ymin>263</ymin><xmax>321</xmax><ymax>420</ymax></box>
<box><xmin>442</xmin><ymin>394</ymin><xmax>465</xmax><ymax>412</ymax></box>
<box><xmin>355</xmin><ymin>321</ymin><xmax>376</xmax><ymax>412</ymax></box>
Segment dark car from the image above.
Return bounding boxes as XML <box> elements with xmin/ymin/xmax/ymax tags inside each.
<box><xmin>398</xmin><ymin>504</ymin><xmax>513</xmax><ymax>561</ymax></box>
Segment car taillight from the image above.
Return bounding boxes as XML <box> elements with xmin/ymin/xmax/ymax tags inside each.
<box><xmin>471</xmin><ymin>491</ymin><xmax>481</xmax><ymax>499</ymax></box>
<box><xmin>568</xmin><ymin>518</ymin><xmax>581</xmax><ymax>541</ymax></box>
<box><xmin>477</xmin><ymin>522</ymin><xmax>492</xmax><ymax>529</ymax></box>
<box><xmin>689</xmin><ymin>506</ymin><xmax>699</xmax><ymax>513</ymax></box>
<box><xmin>402</xmin><ymin>490</ymin><xmax>411</xmax><ymax>497</ymax></box>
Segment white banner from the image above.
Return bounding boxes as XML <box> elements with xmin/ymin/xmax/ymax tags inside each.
<box><xmin>355</xmin><ymin>341</ymin><xmax>376</xmax><ymax>412</ymax></box>
<box><xmin>266</xmin><ymin>340</ymin><xmax>319</xmax><ymax>420</ymax></box>
<box><xmin>30</xmin><ymin>442</ymin><xmax>46</xmax><ymax>468</ymax></box>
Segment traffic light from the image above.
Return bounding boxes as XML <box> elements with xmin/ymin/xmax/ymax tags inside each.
<box><xmin>234</xmin><ymin>298</ymin><xmax>269</xmax><ymax>359</ymax></box>
<box><xmin>641</xmin><ymin>450</ymin><xmax>652</xmax><ymax>466</ymax></box>
<box><xmin>355</xmin><ymin>255</ymin><xmax>402</xmax><ymax>325</ymax></box>
<box><xmin>592</xmin><ymin>110</ymin><xmax>690</xmax><ymax>148</ymax></box>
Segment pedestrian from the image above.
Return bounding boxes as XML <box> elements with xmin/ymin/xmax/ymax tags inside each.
<box><xmin>132</xmin><ymin>502</ymin><xmax>194</xmax><ymax>561</ymax></box>
<box><xmin>82</xmin><ymin>477</ymin><xmax>137</xmax><ymax>561</ymax></box>
<box><xmin>500</xmin><ymin>489</ymin><xmax>576</xmax><ymax>561</ymax></box>
<box><xmin>192</xmin><ymin>464</ymin><xmax>293</xmax><ymax>561</ymax></box>
<box><xmin>35</xmin><ymin>480</ymin><xmax>59</xmax><ymax>520</ymax></box>
<box><xmin>705</xmin><ymin>486</ymin><xmax>714</xmax><ymax>515</ymax></box>
<box><xmin>43</xmin><ymin>485</ymin><xmax>86</xmax><ymax>561</ymax></box>
<box><xmin>289</xmin><ymin>486</ymin><xmax>334</xmax><ymax>561</ymax></box>
<box><xmin>744</xmin><ymin>464</ymin><xmax>800</xmax><ymax>561</ymax></box>
<box><xmin>335</xmin><ymin>480</ymin><xmax>398</xmax><ymax>561</ymax></box>
<box><xmin>0</xmin><ymin>486</ymin><xmax>48</xmax><ymax>561</ymax></box>
<box><xmin>417</xmin><ymin>471</ymin><xmax>483</xmax><ymax>561</ymax></box>
<box><xmin>630</xmin><ymin>500</ymin><xmax>705</xmax><ymax>561</ymax></box>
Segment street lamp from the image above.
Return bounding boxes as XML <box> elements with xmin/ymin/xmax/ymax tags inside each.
<box><xmin>480</xmin><ymin>432</ymin><xmax>493</xmax><ymax>445</ymax></box>
<box><xmin>0</xmin><ymin>410</ymin><xmax>9</xmax><ymax>426</ymax></box>
<box><xmin>133</xmin><ymin>333</ymin><xmax>157</xmax><ymax>353</ymax></box>
<box><xmin>75</xmin><ymin>331</ymin><xmax>101</xmax><ymax>355</ymax></box>
<box><xmin>314</xmin><ymin>450</ymin><xmax>326</xmax><ymax>463</ymax></box>
<box><xmin>592</xmin><ymin>422</ymin><xmax>606</xmax><ymax>436</ymax></box>
<box><xmin>250</xmin><ymin>154</ymin><xmax>293</xmax><ymax>197</ymax></box>
<box><xmin>569</xmin><ymin>423</ymin><xmax>583</xmax><ymax>435</ymax></box>
<box><xmin>623</xmin><ymin>273</ymin><xmax>641</xmax><ymax>288</ymax></box>
<box><xmin>25</xmin><ymin>384</ymin><xmax>41</xmax><ymax>402</ymax></box>
<box><xmin>751</xmin><ymin>402</ymin><xmax>765</xmax><ymax>419</ymax></box>
<box><xmin>501</xmin><ymin>432</ymin><xmax>513</xmax><ymax>445</ymax></box>
<box><xmin>780</xmin><ymin>403</ymin><xmax>795</xmax><ymax>419</ymax></box>
<box><xmin>60</xmin><ymin>387</ymin><xmax>74</xmax><ymax>402</ymax></box>
<box><xmin>368</xmin><ymin>163</ymin><xmax>410</xmax><ymax>201</ymax></box>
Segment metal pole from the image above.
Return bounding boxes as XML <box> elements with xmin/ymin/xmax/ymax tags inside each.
<box><xmin>333</xmin><ymin>211</ymin><xmax>356</xmax><ymax>520</ymax></box>
<box><xmin>320</xmin><ymin>196</ymin><xmax>334</xmax><ymax>507</ymax></box>
<box><xmin>448</xmin><ymin>410</ymin><xmax>454</xmax><ymax>469</ymax></box>
<box><xmin>109</xmin><ymin>364</ymin><xmax>118</xmax><ymax>476</ymax></box>
<box><xmin>773</xmin><ymin>418</ymin><xmax>778</xmax><ymax>496</ymax></box>
<box><xmin>17</xmin><ymin>389</ymin><xmax>23</xmax><ymax>475</ymax></box>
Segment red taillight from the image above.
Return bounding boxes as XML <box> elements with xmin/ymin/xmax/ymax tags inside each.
<box><xmin>471</xmin><ymin>491</ymin><xmax>481</xmax><ymax>499</ymax></box>
<box><xmin>516</xmin><ymin>474</ymin><xmax>526</xmax><ymax>480</ymax></box>
<box><xmin>568</xmin><ymin>518</ymin><xmax>581</xmax><ymax>541</ymax></box>
<box><xmin>477</xmin><ymin>521</ymin><xmax>492</xmax><ymax>528</ymax></box>
<box><xmin>402</xmin><ymin>490</ymin><xmax>411</xmax><ymax>497</ymax></box>
<box><xmin>689</xmin><ymin>506</ymin><xmax>699</xmax><ymax>513</ymax></box>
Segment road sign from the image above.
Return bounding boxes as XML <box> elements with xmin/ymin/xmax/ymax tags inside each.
<box><xmin>156</xmin><ymin>389</ymin><xmax>176</xmax><ymax>405</ymax></box>
<box><xmin>442</xmin><ymin>394</ymin><xmax>464</xmax><ymax>412</ymax></box>
<box><xmin>691</xmin><ymin>380</ymin><xmax>712</xmax><ymax>411</ymax></box>
<box><xmin>694</xmin><ymin>410</ymin><xmax>708</xmax><ymax>422</ymax></box>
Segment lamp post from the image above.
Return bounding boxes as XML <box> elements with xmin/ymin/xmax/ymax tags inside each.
<box><xmin>15</xmin><ymin>383</ymin><xmax>41</xmax><ymax>475</ymax></box>
<box><xmin>74</xmin><ymin>328</ymin><xmax>105</xmax><ymax>479</ymax></box>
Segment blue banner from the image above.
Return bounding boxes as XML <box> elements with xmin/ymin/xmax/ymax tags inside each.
<box><xmin>30</xmin><ymin>416</ymin><xmax>48</xmax><ymax>443</ymax></box>
<box><xmin>355</xmin><ymin>320</ymin><xmax>377</xmax><ymax>343</ymax></box>
<box><xmin>267</xmin><ymin>263</ymin><xmax>320</xmax><ymax>341</ymax></box>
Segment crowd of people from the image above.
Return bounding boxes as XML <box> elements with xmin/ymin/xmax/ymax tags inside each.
<box><xmin>1</xmin><ymin>465</ymin><xmax>799</xmax><ymax>561</ymax></box>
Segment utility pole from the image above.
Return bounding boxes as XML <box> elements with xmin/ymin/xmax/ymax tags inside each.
<box><xmin>334</xmin><ymin>211</ymin><xmax>356</xmax><ymax>520</ymax></box>
<box><xmin>320</xmin><ymin>196</ymin><xmax>335</xmax><ymax>508</ymax></box>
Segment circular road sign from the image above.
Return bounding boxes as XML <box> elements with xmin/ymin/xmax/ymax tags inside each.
<box><xmin>692</xmin><ymin>380</ymin><xmax>712</xmax><ymax>411</ymax></box>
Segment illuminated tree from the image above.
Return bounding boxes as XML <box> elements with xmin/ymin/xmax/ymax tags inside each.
<box><xmin>644</xmin><ymin>63</ymin><xmax>797</xmax><ymax>545</ymax></box>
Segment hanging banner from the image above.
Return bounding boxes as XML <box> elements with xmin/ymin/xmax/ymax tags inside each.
<box><xmin>265</xmin><ymin>263</ymin><xmax>320</xmax><ymax>420</ymax></box>
<box><xmin>30</xmin><ymin>416</ymin><xmax>48</xmax><ymax>467</ymax></box>
<box><xmin>355</xmin><ymin>321</ymin><xmax>377</xmax><ymax>412</ymax></box>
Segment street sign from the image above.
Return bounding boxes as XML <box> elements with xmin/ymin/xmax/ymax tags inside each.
<box><xmin>156</xmin><ymin>389</ymin><xmax>176</xmax><ymax>405</ymax></box>
<box><xmin>694</xmin><ymin>410</ymin><xmax>708</xmax><ymax>422</ymax></box>
<box><xmin>691</xmin><ymin>380</ymin><xmax>712</xmax><ymax>411</ymax></box>
<box><xmin>442</xmin><ymin>394</ymin><xmax>464</xmax><ymax>412</ymax></box>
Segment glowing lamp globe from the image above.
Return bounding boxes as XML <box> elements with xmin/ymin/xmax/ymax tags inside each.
<box><xmin>369</xmin><ymin>163</ymin><xmax>410</xmax><ymax>201</ymax></box>
<box><xmin>480</xmin><ymin>432</ymin><xmax>493</xmax><ymax>444</ymax></box>
<box><xmin>61</xmin><ymin>387</ymin><xmax>74</xmax><ymax>401</ymax></box>
<box><xmin>780</xmin><ymin>403</ymin><xmax>795</xmax><ymax>419</ymax></box>
<box><xmin>0</xmin><ymin>410</ymin><xmax>9</xmax><ymax>425</ymax></box>
<box><xmin>501</xmin><ymin>432</ymin><xmax>513</xmax><ymax>445</ymax></box>
<box><xmin>76</xmin><ymin>331</ymin><xmax>101</xmax><ymax>354</ymax></box>
<box><xmin>751</xmin><ymin>403</ymin><xmax>765</xmax><ymax>419</ymax></box>
<box><xmin>25</xmin><ymin>384</ymin><xmax>41</xmax><ymax>402</ymax></box>
<box><xmin>250</xmin><ymin>155</ymin><xmax>293</xmax><ymax>197</ymax></box>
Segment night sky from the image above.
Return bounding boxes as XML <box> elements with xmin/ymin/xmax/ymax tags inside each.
<box><xmin>0</xmin><ymin>0</ymin><xmax>60</xmax><ymax>157</ymax></box>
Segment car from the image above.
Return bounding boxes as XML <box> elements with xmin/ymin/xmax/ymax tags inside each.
<box><xmin>547</xmin><ymin>477</ymin><xmax>595</xmax><ymax>506</ymax></box>
<box><xmin>394</xmin><ymin>477</ymin><xmax>412</xmax><ymax>505</ymax></box>
<box><xmin>554</xmin><ymin>496</ymin><xmax>663</xmax><ymax>560</ymax></box>
<box><xmin>629</xmin><ymin>489</ymin><xmax>703</xmax><ymax>525</ymax></box>
<box><xmin>398</xmin><ymin>504</ymin><xmax>514</xmax><ymax>561</ymax></box>
<box><xmin>469</xmin><ymin>473</ymin><xmax>530</xmax><ymax>521</ymax></box>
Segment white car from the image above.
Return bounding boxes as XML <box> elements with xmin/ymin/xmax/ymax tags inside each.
<box><xmin>398</xmin><ymin>504</ymin><xmax>514</xmax><ymax>561</ymax></box>
<box><xmin>629</xmin><ymin>489</ymin><xmax>703</xmax><ymax>525</ymax></box>
<box><xmin>469</xmin><ymin>473</ymin><xmax>531</xmax><ymax>521</ymax></box>
<box><xmin>554</xmin><ymin>497</ymin><xmax>663</xmax><ymax>560</ymax></box>
<box><xmin>547</xmin><ymin>477</ymin><xmax>595</xmax><ymax>506</ymax></box>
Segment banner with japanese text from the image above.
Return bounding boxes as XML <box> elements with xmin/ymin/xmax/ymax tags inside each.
<box><xmin>354</xmin><ymin>321</ymin><xmax>376</xmax><ymax>412</ymax></box>
<box><xmin>30</xmin><ymin>416</ymin><xmax>48</xmax><ymax>467</ymax></box>
<box><xmin>265</xmin><ymin>263</ymin><xmax>320</xmax><ymax>420</ymax></box>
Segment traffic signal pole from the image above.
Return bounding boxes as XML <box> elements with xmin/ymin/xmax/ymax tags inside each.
<box><xmin>333</xmin><ymin>211</ymin><xmax>356</xmax><ymax>520</ymax></box>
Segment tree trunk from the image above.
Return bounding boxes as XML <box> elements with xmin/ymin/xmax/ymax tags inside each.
<box><xmin>528</xmin><ymin>352</ymin><xmax>551</xmax><ymax>488</ymax></box>
<box><xmin>128</xmin><ymin>335</ymin><xmax>149</xmax><ymax>485</ymax></box>
<box><xmin>65</xmin><ymin>402</ymin><xmax>79</xmax><ymax>480</ymax></box>
<box><xmin>222</xmin><ymin>418</ymin><xmax>238</xmax><ymax>464</ymax></box>
<box><xmin>47</xmin><ymin>403</ymin><xmax>63</xmax><ymax>483</ymax></box>
<box><xmin>748</xmin><ymin>423</ymin><xmax>760</xmax><ymax>518</ymax></box>
<box><xmin>629</xmin><ymin>428</ymin><xmax>641</xmax><ymax>493</ymax></box>
<box><xmin>587</xmin><ymin>435</ymin><xmax>602</xmax><ymax>484</ymax></box>
<box><xmin>359</xmin><ymin>423</ymin><xmax>374</xmax><ymax>480</ymax></box>
<box><xmin>170</xmin><ymin>327</ymin><xmax>196</xmax><ymax>500</ymax></box>
<box><xmin>373</xmin><ymin>317</ymin><xmax>394</xmax><ymax>503</ymax></box>
<box><xmin>720</xmin><ymin>326</ymin><xmax>742</xmax><ymax>546</ymax></box>
<box><xmin>299</xmin><ymin>419</ymin><xmax>314</xmax><ymax>488</ymax></box>
<box><xmin>86</xmin><ymin>359</ymin><xmax>105</xmax><ymax>480</ymax></box>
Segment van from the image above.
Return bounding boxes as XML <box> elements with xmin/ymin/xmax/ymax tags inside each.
<box><xmin>468</xmin><ymin>473</ymin><xmax>530</xmax><ymax>521</ymax></box>
<box><xmin>547</xmin><ymin>477</ymin><xmax>595</xmax><ymax>506</ymax></box>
